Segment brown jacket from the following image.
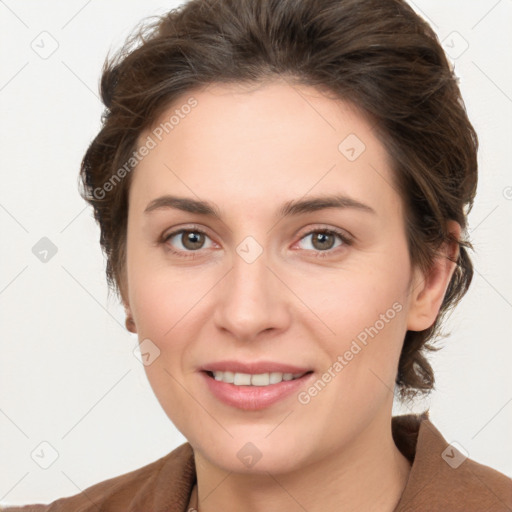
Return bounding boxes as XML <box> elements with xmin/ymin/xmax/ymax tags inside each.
<box><xmin>2</xmin><ymin>413</ymin><xmax>511</xmax><ymax>511</ymax></box>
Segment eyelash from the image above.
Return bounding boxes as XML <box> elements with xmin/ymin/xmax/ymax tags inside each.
<box><xmin>161</xmin><ymin>225</ymin><xmax>353</xmax><ymax>259</ymax></box>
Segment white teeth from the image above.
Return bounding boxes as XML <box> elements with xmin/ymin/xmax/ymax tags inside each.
<box><xmin>211</xmin><ymin>371</ymin><xmax>306</xmax><ymax>386</ymax></box>
<box><xmin>233</xmin><ymin>373</ymin><xmax>252</xmax><ymax>385</ymax></box>
<box><xmin>250</xmin><ymin>373</ymin><xmax>270</xmax><ymax>386</ymax></box>
<box><xmin>269</xmin><ymin>372</ymin><xmax>283</xmax><ymax>384</ymax></box>
<box><xmin>222</xmin><ymin>371</ymin><xmax>234</xmax><ymax>383</ymax></box>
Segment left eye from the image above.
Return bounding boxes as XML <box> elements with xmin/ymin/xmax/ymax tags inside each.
<box><xmin>297</xmin><ymin>229</ymin><xmax>350</xmax><ymax>252</ymax></box>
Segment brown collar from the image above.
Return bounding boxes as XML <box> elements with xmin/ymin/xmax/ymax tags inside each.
<box><xmin>146</xmin><ymin>412</ymin><xmax>511</xmax><ymax>511</ymax></box>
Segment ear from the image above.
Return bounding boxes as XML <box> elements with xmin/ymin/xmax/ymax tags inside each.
<box><xmin>124</xmin><ymin>301</ymin><xmax>137</xmax><ymax>333</ymax></box>
<box><xmin>406</xmin><ymin>220</ymin><xmax>461</xmax><ymax>332</ymax></box>
<box><xmin>119</xmin><ymin>272</ymin><xmax>137</xmax><ymax>334</ymax></box>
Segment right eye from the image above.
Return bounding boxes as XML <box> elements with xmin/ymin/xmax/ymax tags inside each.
<box><xmin>162</xmin><ymin>227</ymin><xmax>215</xmax><ymax>258</ymax></box>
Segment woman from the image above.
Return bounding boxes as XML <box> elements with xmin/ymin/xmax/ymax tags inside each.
<box><xmin>4</xmin><ymin>0</ymin><xmax>511</xmax><ymax>510</ymax></box>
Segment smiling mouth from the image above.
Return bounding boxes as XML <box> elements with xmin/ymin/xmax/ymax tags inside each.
<box><xmin>203</xmin><ymin>370</ymin><xmax>314</xmax><ymax>386</ymax></box>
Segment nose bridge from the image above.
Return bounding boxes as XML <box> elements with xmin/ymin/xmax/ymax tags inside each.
<box><xmin>232</xmin><ymin>239</ymin><xmax>269</xmax><ymax>297</ymax></box>
<box><xmin>214</xmin><ymin>236</ymin><xmax>288</xmax><ymax>340</ymax></box>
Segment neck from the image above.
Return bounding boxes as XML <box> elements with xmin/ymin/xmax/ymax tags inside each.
<box><xmin>193</xmin><ymin>410</ymin><xmax>411</xmax><ymax>512</ymax></box>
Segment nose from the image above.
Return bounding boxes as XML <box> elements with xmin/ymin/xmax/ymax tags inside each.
<box><xmin>213</xmin><ymin>246</ymin><xmax>291</xmax><ymax>342</ymax></box>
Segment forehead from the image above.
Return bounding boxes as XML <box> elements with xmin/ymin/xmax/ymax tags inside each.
<box><xmin>130</xmin><ymin>81</ymin><xmax>401</xmax><ymax>220</ymax></box>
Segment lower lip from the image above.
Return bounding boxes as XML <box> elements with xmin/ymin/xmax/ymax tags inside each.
<box><xmin>200</xmin><ymin>371</ymin><xmax>314</xmax><ymax>411</ymax></box>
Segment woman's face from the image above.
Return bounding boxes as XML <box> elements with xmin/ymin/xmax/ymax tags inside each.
<box><xmin>124</xmin><ymin>80</ymin><xmax>429</xmax><ymax>473</ymax></box>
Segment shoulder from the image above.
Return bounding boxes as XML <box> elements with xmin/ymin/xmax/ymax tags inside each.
<box><xmin>1</xmin><ymin>442</ymin><xmax>195</xmax><ymax>512</ymax></box>
<box><xmin>393</xmin><ymin>413</ymin><xmax>512</xmax><ymax>511</ymax></box>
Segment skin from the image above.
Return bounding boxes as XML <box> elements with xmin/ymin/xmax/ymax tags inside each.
<box><xmin>122</xmin><ymin>79</ymin><xmax>460</xmax><ymax>512</ymax></box>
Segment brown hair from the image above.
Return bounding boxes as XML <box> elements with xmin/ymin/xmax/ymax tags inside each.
<box><xmin>79</xmin><ymin>0</ymin><xmax>478</xmax><ymax>400</ymax></box>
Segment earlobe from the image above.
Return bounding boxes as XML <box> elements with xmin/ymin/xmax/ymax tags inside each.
<box><xmin>406</xmin><ymin>221</ymin><xmax>461</xmax><ymax>332</ymax></box>
<box><xmin>123</xmin><ymin>303</ymin><xmax>137</xmax><ymax>333</ymax></box>
<box><xmin>120</xmin><ymin>277</ymin><xmax>137</xmax><ymax>333</ymax></box>
<box><xmin>125</xmin><ymin>314</ymin><xmax>137</xmax><ymax>333</ymax></box>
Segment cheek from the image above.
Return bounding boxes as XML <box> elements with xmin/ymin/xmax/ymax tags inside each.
<box><xmin>296</xmin><ymin>263</ymin><xmax>408</xmax><ymax>339</ymax></box>
<box><xmin>295</xmin><ymin>264</ymin><xmax>410</xmax><ymax>392</ymax></box>
<box><xmin>128</xmin><ymin>267</ymin><xmax>203</xmax><ymax>433</ymax></box>
<box><xmin>127</xmin><ymin>262</ymin><xmax>217</xmax><ymax>385</ymax></box>
<box><xmin>128</xmin><ymin>252</ymin><xmax>202</xmax><ymax>337</ymax></box>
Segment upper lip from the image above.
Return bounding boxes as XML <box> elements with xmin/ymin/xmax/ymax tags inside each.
<box><xmin>200</xmin><ymin>360</ymin><xmax>312</xmax><ymax>375</ymax></box>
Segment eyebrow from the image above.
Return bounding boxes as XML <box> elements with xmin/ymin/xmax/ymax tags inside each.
<box><xmin>144</xmin><ymin>194</ymin><xmax>376</xmax><ymax>218</ymax></box>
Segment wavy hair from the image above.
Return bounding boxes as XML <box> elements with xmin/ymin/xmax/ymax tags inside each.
<box><xmin>79</xmin><ymin>0</ymin><xmax>478</xmax><ymax>400</ymax></box>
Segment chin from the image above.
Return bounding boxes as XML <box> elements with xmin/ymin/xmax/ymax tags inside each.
<box><xmin>189</xmin><ymin>427</ymin><xmax>316</xmax><ymax>475</ymax></box>
<box><xmin>203</xmin><ymin>442</ymin><xmax>309</xmax><ymax>475</ymax></box>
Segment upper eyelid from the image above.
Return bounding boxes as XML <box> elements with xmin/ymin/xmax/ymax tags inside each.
<box><xmin>162</xmin><ymin>225</ymin><xmax>212</xmax><ymax>242</ymax></box>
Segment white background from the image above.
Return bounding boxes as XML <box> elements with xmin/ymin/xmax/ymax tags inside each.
<box><xmin>1</xmin><ymin>0</ymin><xmax>511</xmax><ymax>506</ymax></box>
